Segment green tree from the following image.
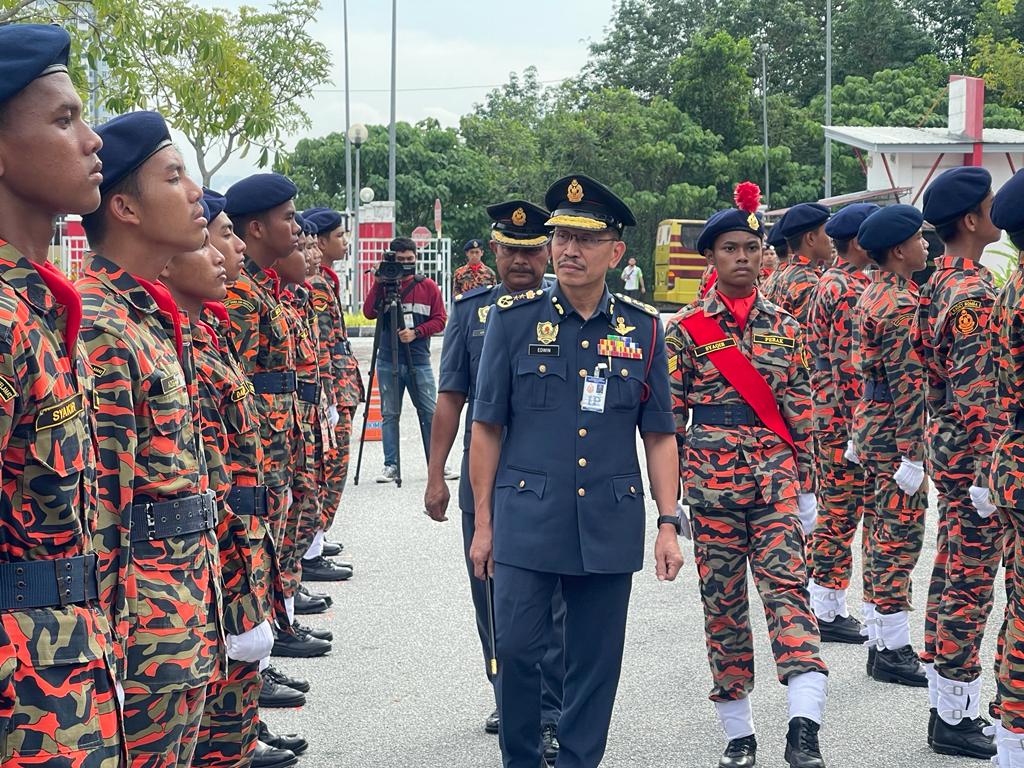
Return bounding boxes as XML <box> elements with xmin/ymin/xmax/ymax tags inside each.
<box><xmin>831</xmin><ymin>0</ymin><xmax>935</xmax><ymax>83</ymax></box>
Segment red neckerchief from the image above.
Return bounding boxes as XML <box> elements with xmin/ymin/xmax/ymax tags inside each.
<box><xmin>264</xmin><ymin>267</ymin><xmax>282</xmax><ymax>299</ymax></box>
<box><xmin>31</xmin><ymin>259</ymin><xmax>82</xmax><ymax>353</ymax></box>
<box><xmin>468</xmin><ymin>262</ymin><xmax>482</xmax><ymax>272</ymax></box>
<box><xmin>203</xmin><ymin>300</ymin><xmax>229</xmax><ymax>324</ymax></box>
<box><xmin>718</xmin><ymin>289</ymin><xmax>757</xmax><ymax>333</ymax></box>
<box><xmin>700</xmin><ymin>267</ymin><xmax>718</xmax><ymax>298</ymax></box>
<box><xmin>136</xmin><ymin>277</ymin><xmax>184</xmax><ymax>358</ymax></box>
<box><xmin>197</xmin><ymin>320</ymin><xmax>220</xmax><ymax>351</ymax></box>
<box><xmin>321</xmin><ymin>265</ymin><xmax>341</xmax><ymax>293</ymax></box>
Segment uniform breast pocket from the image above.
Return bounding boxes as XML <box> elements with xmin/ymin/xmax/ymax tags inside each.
<box><xmin>496</xmin><ymin>466</ymin><xmax>547</xmax><ymax>499</ymax></box>
<box><xmin>611</xmin><ymin>474</ymin><xmax>645</xmax><ymax>507</ymax></box>
<box><xmin>752</xmin><ymin>340</ymin><xmax>793</xmax><ymax>386</ymax></box>
<box><xmin>607</xmin><ymin>361</ymin><xmax>645</xmax><ymax>410</ymax></box>
<box><xmin>148</xmin><ymin>383</ymin><xmax>189</xmax><ymax>437</ymax></box>
<box><xmin>514</xmin><ymin>358</ymin><xmax>566</xmax><ymax>411</ymax></box>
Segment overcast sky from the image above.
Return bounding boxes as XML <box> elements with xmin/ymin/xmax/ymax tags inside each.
<box><xmin>189</xmin><ymin>0</ymin><xmax>615</xmax><ymax>187</ymax></box>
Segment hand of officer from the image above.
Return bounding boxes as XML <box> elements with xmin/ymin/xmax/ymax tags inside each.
<box><xmin>469</xmin><ymin>527</ymin><xmax>494</xmax><ymax>580</ymax></box>
<box><xmin>969</xmin><ymin>485</ymin><xmax>998</xmax><ymax>518</ymax></box>
<box><xmin>844</xmin><ymin>439</ymin><xmax>860</xmax><ymax>466</ymax></box>
<box><xmin>893</xmin><ymin>457</ymin><xmax>925</xmax><ymax>496</ymax></box>
<box><xmin>654</xmin><ymin>527</ymin><xmax>684</xmax><ymax>581</ymax></box>
<box><xmin>797</xmin><ymin>493</ymin><xmax>818</xmax><ymax>535</ymax></box>
<box><xmin>398</xmin><ymin>328</ymin><xmax>416</xmax><ymax>343</ymax></box>
<box><xmin>424</xmin><ymin>478</ymin><xmax>450</xmax><ymax>522</ymax></box>
<box><xmin>226</xmin><ymin>619</ymin><xmax>275</xmax><ymax>663</ymax></box>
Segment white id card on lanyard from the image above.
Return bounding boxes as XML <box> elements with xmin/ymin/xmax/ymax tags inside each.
<box><xmin>403</xmin><ymin>312</ymin><xmax>415</xmax><ymax>331</ymax></box>
<box><xmin>580</xmin><ymin>364</ymin><xmax>609</xmax><ymax>413</ymax></box>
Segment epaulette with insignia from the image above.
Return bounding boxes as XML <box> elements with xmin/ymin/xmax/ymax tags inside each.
<box><xmin>496</xmin><ymin>287</ymin><xmax>545</xmax><ymax>311</ymax></box>
<box><xmin>615</xmin><ymin>292</ymin><xmax>658</xmax><ymax>316</ymax></box>
<box><xmin>454</xmin><ymin>285</ymin><xmax>492</xmax><ymax>303</ymax></box>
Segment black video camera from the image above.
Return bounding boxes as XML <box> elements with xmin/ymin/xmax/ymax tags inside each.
<box><xmin>375</xmin><ymin>251</ymin><xmax>406</xmax><ymax>284</ymax></box>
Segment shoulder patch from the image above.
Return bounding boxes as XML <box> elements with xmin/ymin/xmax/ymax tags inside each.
<box><xmin>454</xmin><ymin>285</ymin><xmax>492</xmax><ymax>303</ymax></box>
<box><xmin>496</xmin><ymin>288</ymin><xmax>545</xmax><ymax>311</ymax></box>
<box><xmin>615</xmin><ymin>292</ymin><xmax>658</xmax><ymax>316</ymax></box>
<box><xmin>949</xmin><ymin>298</ymin><xmax>983</xmax><ymax>316</ymax></box>
<box><xmin>223</xmin><ymin>297</ymin><xmax>256</xmax><ymax>312</ymax></box>
<box><xmin>0</xmin><ymin>377</ymin><xmax>15</xmax><ymax>402</ymax></box>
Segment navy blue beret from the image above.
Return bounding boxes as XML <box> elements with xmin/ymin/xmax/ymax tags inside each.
<box><xmin>0</xmin><ymin>24</ymin><xmax>71</xmax><ymax>105</ymax></box>
<box><xmin>991</xmin><ymin>169</ymin><xmax>1024</xmax><ymax>232</ymax></box>
<box><xmin>857</xmin><ymin>204</ymin><xmax>923</xmax><ymax>253</ymax></box>
<box><xmin>199</xmin><ymin>198</ymin><xmax>210</xmax><ymax>222</ymax></box>
<box><xmin>294</xmin><ymin>211</ymin><xmax>305</xmax><ymax>230</ymax></box>
<box><xmin>825</xmin><ymin>203</ymin><xmax>881</xmax><ymax>240</ymax></box>
<box><xmin>779</xmin><ymin>203</ymin><xmax>830</xmax><ymax>239</ymax></box>
<box><xmin>923</xmin><ymin>166</ymin><xmax>991</xmax><ymax>226</ymax></box>
<box><xmin>225</xmin><ymin>173</ymin><xmax>297</xmax><ymax>217</ymax></box>
<box><xmin>301</xmin><ymin>216</ymin><xmax>317</xmax><ymax>236</ymax></box>
<box><xmin>94</xmin><ymin>111</ymin><xmax>173</xmax><ymax>195</ymax></box>
<box><xmin>202</xmin><ymin>188</ymin><xmax>227</xmax><ymax>221</ymax></box>
<box><xmin>464</xmin><ymin>239</ymin><xmax>483</xmax><ymax>252</ymax></box>
<box><xmin>697</xmin><ymin>208</ymin><xmax>765</xmax><ymax>255</ymax></box>
<box><xmin>305</xmin><ymin>208</ymin><xmax>342</xmax><ymax>235</ymax></box>
<box><xmin>766</xmin><ymin>213</ymin><xmax>788</xmax><ymax>247</ymax></box>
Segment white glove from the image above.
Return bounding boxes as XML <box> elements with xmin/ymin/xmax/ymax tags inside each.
<box><xmin>226</xmin><ymin>619</ymin><xmax>275</xmax><ymax>663</ymax></box>
<box><xmin>970</xmin><ymin>485</ymin><xmax>998</xmax><ymax>518</ymax></box>
<box><xmin>115</xmin><ymin>681</ymin><xmax>125</xmax><ymax>709</ymax></box>
<box><xmin>285</xmin><ymin>488</ymin><xmax>293</xmax><ymax>510</ymax></box>
<box><xmin>797</xmin><ymin>493</ymin><xmax>818</xmax><ymax>535</ymax></box>
<box><xmin>844</xmin><ymin>439</ymin><xmax>860</xmax><ymax>465</ymax></box>
<box><xmin>327</xmin><ymin>404</ymin><xmax>340</xmax><ymax>429</ymax></box>
<box><xmin>893</xmin><ymin>457</ymin><xmax>925</xmax><ymax>496</ymax></box>
<box><xmin>674</xmin><ymin>501</ymin><xmax>692</xmax><ymax>540</ymax></box>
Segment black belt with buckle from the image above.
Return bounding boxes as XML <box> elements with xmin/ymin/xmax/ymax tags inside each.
<box><xmin>815</xmin><ymin>357</ymin><xmax>831</xmax><ymax>372</ymax></box>
<box><xmin>227</xmin><ymin>485</ymin><xmax>269</xmax><ymax>518</ymax></box>
<box><xmin>863</xmin><ymin>379</ymin><xmax>893</xmax><ymax>402</ymax></box>
<box><xmin>251</xmin><ymin>371</ymin><xmax>297</xmax><ymax>395</ymax></box>
<box><xmin>691</xmin><ymin>404</ymin><xmax>761</xmax><ymax>427</ymax></box>
<box><xmin>130</xmin><ymin>492</ymin><xmax>218</xmax><ymax>542</ymax></box>
<box><xmin>0</xmin><ymin>554</ymin><xmax>98</xmax><ymax>611</ymax></box>
<box><xmin>297</xmin><ymin>381</ymin><xmax>320</xmax><ymax>404</ymax></box>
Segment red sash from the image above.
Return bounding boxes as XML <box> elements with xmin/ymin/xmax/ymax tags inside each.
<box><xmin>680</xmin><ymin>309</ymin><xmax>797</xmax><ymax>456</ymax></box>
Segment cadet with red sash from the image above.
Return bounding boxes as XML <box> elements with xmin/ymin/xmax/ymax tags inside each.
<box><xmin>666</xmin><ymin>184</ymin><xmax>828</xmax><ymax>768</ymax></box>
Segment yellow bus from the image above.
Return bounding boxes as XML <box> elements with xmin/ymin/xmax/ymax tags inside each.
<box><xmin>652</xmin><ymin>218</ymin><xmax>707</xmax><ymax>308</ymax></box>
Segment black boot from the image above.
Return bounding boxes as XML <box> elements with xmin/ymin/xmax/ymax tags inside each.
<box><xmin>322</xmin><ymin>540</ymin><xmax>344</xmax><ymax>557</ymax></box>
<box><xmin>719</xmin><ymin>734</ymin><xmax>757</xmax><ymax>768</ymax></box>
<box><xmin>301</xmin><ymin>555</ymin><xmax>353</xmax><ymax>582</ymax></box>
<box><xmin>927</xmin><ymin>707</ymin><xmax>936</xmax><ymax>747</ymax></box>
<box><xmin>293</xmin><ymin>589</ymin><xmax>328</xmax><ymax>615</ymax></box>
<box><xmin>870</xmin><ymin>645</ymin><xmax>927</xmax><ymax>687</ymax></box>
<box><xmin>541</xmin><ymin>722</ymin><xmax>559</xmax><ymax>766</ymax></box>
<box><xmin>293</xmin><ymin>619</ymin><xmax>333</xmax><ymax>642</ymax></box>
<box><xmin>931</xmin><ymin>715</ymin><xmax>997</xmax><ymax>759</ymax></box>
<box><xmin>264</xmin><ymin>665</ymin><xmax>310</xmax><ymax>693</ymax></box>
<box><xmin>259</xmin><ymin>671</ymin><xmax>306</xmax><ymax>708</ymax></box>
<box><xmin>271</xmin><ymin>626</ymin><xmax>331</xmax><ymax>658</ymax></box>
<box><xmin>818</xmin><ymin>615</ymin><xmax>864</xmax><ymax>644</ymax></box>
<box><xmin>866</xmin><ymin>646</ymin><xmax>876</xmax><ymax>677</ymax></box>
<box><xmin>785</xmin><ymin>717</ymin><xmax>825</xmax><ymax>768</ymax></box>
<box><xmin>258</xmin><ymin>721</ymin><xmax>309</xmax><ymax>756</ymax></box>
<box><xmin>484</xmin><ymin>707</ymin><xmax>500</xmax><ymax>734</ymax></box>
<box><xmin>299</xmin><ymin>583</ymin><xmax>332</xmax><ymax>608</ymax></box>
<box><xmin>251</xmin><ymin>740</ymin><xmax>297</xmax><ymax>768</ymax></box>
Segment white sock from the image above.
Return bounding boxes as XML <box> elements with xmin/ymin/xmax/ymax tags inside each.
<box><xmin>788</xmin><ymin>671</ymin><xmax>828</xmax><ymax>724</ymax></box>
<box><xmin>936</xmin><ymin>672</ymin><xmax>981</xmax><ymax>725</ymax></box>
<box><xmin>259</xmin><ymin>656</ymin><xmax>270</xmax><ymax>672</ymax></box>
<box><xmin>303</xmin><ymin>529</ymin><xmax>325</xmax><ymax>560</ymax></box>
<box><xmin>877</xmin><ymin>610</ymin><xmax>910</xmax><ymax>650</ymax></box>
<box><xmin>925</xmin><ymin>663</ymin><xmax>938</xmax><ymax>708</ymax></box>
<box><xmin>285</xmin><ymin>595</ymin><xmax>295</xmax><ymax>625</ymax></box>
<box><xmin>809</xmin><ymin>580</ymin><xmax>849</xmax><ymax>622</ymax></box>
<box><xmin>997</xmin><ymin>724</ymin><xmax>1024</xmax><ymax>768</ymax></box>
<box><xmin>714</xmin><ymin>697</ymin><xmax>754</xmax><ymax>740</ymax></box>
<box><xmin>861</xmin><ymin>602</ymin><xmax>876</xmax><ymax>645</ymax></box>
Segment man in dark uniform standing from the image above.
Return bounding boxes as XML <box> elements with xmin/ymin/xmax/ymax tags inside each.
<box><xmin>425</xmin><ymin>200</ymin><xmax>564</xmax><ymax>762</ymax></box>
<box><xmin>469</xmin><ymin>175</ymin><xmax>683</xmax><ymax>768</ymax></box>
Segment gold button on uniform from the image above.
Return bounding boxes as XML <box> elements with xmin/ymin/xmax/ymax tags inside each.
<box><xmin>581</xmin><ymin>340</ymin><xmax>590</xmax><ymax>349</ymax></box>
<box><xmin>630</xmin><ymin>485</ymin><xmax>637</xmax><ymax>494</ymax></box>
<box><xmin>620</xmin><ymin>368</ymin><xmax>629</xmax><ymax>377</ymax></box>
<box><xmin>518</xmin><ymin>480</ymin><xmax>525</xmax><ymax>488</ymax></box>
<box><xmin>578</xmin><ymin>458</ymin><xmax>587</xmax><ymax>467</ymax></box>
<box><xmin>579</xmin><ymin>368</ymin><xmax>587</xmax><ymax>378</ymax></box>
<box><xmin>578</xmin><ymin>428</ymin><xmax>587</xmax><ymax>437</ymax></box>
<box><xmin>538</xmin><ymin>364</ymin><xmax>547</xmax><ymax>373</ymax></box>
<box><xmin>577</xmin><ymin>488</ymin><xmax>586</xmax><ymax>497</ymax></box>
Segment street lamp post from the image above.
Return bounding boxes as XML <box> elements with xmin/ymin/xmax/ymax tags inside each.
<box><xmin>760</xmin><ymin>43</ymin><xmax>771</xmax><ymax>210</ymax></box>
<box><xmin>348</xmin><ymin>123</ymin><xmax>369</xmax><ymax>312</ymax></box>
<box><xmin>825</xmin><ymin>0</ymin><xmax>833</xmax><ymax>198</ymax></box>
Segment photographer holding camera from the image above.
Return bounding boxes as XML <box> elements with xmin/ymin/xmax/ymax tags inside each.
<box><xmin>363</xmin><ymin>237</ymin><xmax>448</xmax><ymax>483</ymax></box>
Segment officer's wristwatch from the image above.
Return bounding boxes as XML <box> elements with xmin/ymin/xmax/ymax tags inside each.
<box><xmin>657</xmin><ymin>515</ymin><xmax>682</xmax><ymax>535</ymax></box>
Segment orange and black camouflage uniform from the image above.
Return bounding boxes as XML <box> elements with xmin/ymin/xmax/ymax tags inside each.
<box><xmin>666</xmin><ymin>288</ymin><xmax>826</xmax><ymax>702</ymax></box>
<box><xmin>223</xmin><ymin>260</ymin><xmax>299</xmax><ymax>598</ymax></box>
<box><xmin>452</xmin><ymin>262</ymin><xmax>496</xmax><ymax>295</ymax></box>
<box><xmin>190</xmin><ymin>304</ymin><xmax>289</xmax><ymax>768</ymax></box>
<box><xmin>990</xmin><ymin>260</ymin><xmax>1024</xmax><ymax>732</ymax></box>
<box><xmin>808</xmin><ymin>259</ymin><xmax>874</xmax><ymax>608</ymax></box>
<box><xmin>912</xmin><ymin>256</ymin><xmax>1006</xmax><ymax>686</ymax></box>
<box><xmin>78</xmin><ymin>255</ymin><xmax>223</xmax><ymax>768</ymax></box>
<box><xmin>850</xmin><ymin>270</ymin><xmax>926</xmax><ymax>616</ymax></box>
<box><xmin>0</xmin><ymin>244</ymin><xmax>123</xmax><ymax>767</ymax></box>
<box><xmin>760</xmin><ymin>253</ymin><xmax>820</xmax><ymax>323</ymax></box>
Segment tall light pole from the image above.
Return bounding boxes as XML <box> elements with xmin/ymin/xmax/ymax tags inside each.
<box><xmin>388</xmin><ymin>0</ymin><xmax>397</xmax><ymax>202</ymax></box>
<box><xmin>760</xmin><ymin>43</ymin><xmax>771</xmax><ymax>210</ymax></box>
<box><xmin>343</xmin><ymin>0</ymin><xmax>353</xmax><ymax>213</ymax></box>
<box><xmin>348</xmin><ymin>123</ymin><xmax>369</xmax><ymax>312</ymax></box>
<box><xmin>824</xmin><ymin>0</ymin><xmax>833</xmax><ymax>198</ymax></box>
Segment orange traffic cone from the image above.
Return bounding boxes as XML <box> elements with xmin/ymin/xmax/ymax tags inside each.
<box><xmin>363</xmin><ymin>373</ymin><xmax>383</xmax><ymax>441</ymax></box>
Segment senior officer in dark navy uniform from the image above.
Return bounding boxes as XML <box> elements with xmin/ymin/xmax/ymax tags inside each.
<box><xmin>469</xmin><ymin>175</ymin><xmax>683</xmax><ymax>768</ymax></box>
<box><xmin>425</xmin><ymin>200</ymin><xmax>566</xmax><ymax>763</ymax></box>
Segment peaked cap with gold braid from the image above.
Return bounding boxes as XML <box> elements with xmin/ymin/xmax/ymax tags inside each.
<box><xmin>543</xmin><ymin>174</ymin><xmax>636</xmax><ymax>233</ymax></box>
<box><xmin>486</xmin><ymin>199</ymin><xmax>551</xmax><ymax>248</ymax></box>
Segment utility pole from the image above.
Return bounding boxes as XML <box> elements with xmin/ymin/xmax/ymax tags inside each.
<box><xmin>825</xmin><ymin>0</ymin><xmax>833</xmax><ymax>198</ymax></box>
<box><xmin>343</xmin><ymin>0</ymin><xmax>352</xmax><ymax>213</ymax></box>
<box><xmin>761</xmin><ymin>44</ymin><xmax>771</xmax><ymax>210</ymax></box>
<box><xmin>388</xmin><ymin>0</ymin><xmax>397</xmax><ymax>202</ymax></box>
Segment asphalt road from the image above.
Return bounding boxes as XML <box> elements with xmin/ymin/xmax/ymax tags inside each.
<box><xmin>266</xmin><ymin>336</ymin><xmax>1005</xmax><ymax>768</ymax></box>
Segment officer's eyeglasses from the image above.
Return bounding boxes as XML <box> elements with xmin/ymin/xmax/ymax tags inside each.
<box><xmin>552</xmin><ymin>229</ymin><xmax>618</xmax><ymax>250</ymax></box>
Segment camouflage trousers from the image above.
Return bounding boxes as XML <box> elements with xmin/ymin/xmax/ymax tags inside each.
<box><xmin>123</xmin><ymin>685</ymin><xmax>207</xmax><ymax>768</ymax></box>
<box><xmin>998</xmin><ymin>507</ymin><xmax>1024</xmax><ymax>731</ymax></box>
<box><xmin>321</xmin><ymin>406</ymin><xmax>354</xmax><ymax>532</ymax></box>
<box><xmin>810</xmin><ymin>442</ymin><xmax>874</xmax><ymax>599</ymax></box>
<box><xmin>266</xmin><ymin>485</ymin><xmax>297</xmax><ymax>599</ymax></box>
<box><xmin>191</xmin><ymin>660</ymin><xmax>261</xmax><ymax>768</ymax></box>
<box><xmin>862</xmin><ymin>455</ymin><xmax>926</xmax><ymax>615</ymax></box>
<box><xmin>921</xmin><ymin>499</ymin><xmax>950</xmax><ymax>665</ymax></box>
<box><xmin>1</xmin><ymin>607</ymin><xmax>123</xmax><ymax>767</ymax></box>
<box><xmin>691</xmin><ymin>498</ymin><xmax>828</xmax><ymax>701</ymax></box>
<box><xmin>292</xmin><ymin>402</ymin><xmax>325</xmax><ymax>568</ymax></box>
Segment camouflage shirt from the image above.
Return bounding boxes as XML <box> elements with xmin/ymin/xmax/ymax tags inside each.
<box><xmin>761</xmin><ymin>253</ymin><xmax>820</xmax><ymax>325</ymax></box>
<box><xmin>453</xmin><ymin>262</ymin><xmax>496</xmax><ymax>295</ymax></box>
<box><xmin>989</xmin><ymin>262</ymin><xmax>1024</xmax><ymax>509</ymax></box>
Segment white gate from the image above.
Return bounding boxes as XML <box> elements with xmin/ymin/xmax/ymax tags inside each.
<box><xmin>348</xmin><ymin>237</ymin><xmax>452</xmax><ymax>313</ymax></box>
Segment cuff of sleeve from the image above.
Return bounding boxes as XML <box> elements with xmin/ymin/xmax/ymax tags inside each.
<box><xmin>639</xmin><ymin>410</ymin><xmax>676</xmax><ymax>434</ymax></box>
<box><xmin>472</xmin><ymin>399</ymin><xmax>508</xmax><ymax>426</ymax></box>
<box><xmin>222</xmin><ymin>597</ymin><xmax>264</xmax><ymax>637</ymax></box>
<box><xmin>438</xmin><ymin>373</ymin><xmax>470</xmax><ymax>394</ymax></box>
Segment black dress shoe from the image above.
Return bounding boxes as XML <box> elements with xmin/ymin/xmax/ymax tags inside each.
<box><xmin>294</xmin><ymin>590</ymin><xmax>328</xmax><ymax>615</ymax></box>
<box><xmin>299</xmin><ymin>583</ymin><xmax>332</xmax><ymax>608</ymax></box>
<box><xmin>264</xmin><ymin>665</ymin><xmax>310</xmax><ymax>693</ymax></box>
<box><xmin>259</xmin><ymin>672</ymin><xmax>306</xmax><ymax>708</ymax></box>
<box><xmin>252</xmin><ymin>739</ymin><xmax>297</xmax><ymax>768</ymax></box>
<box><xmin>272</xmin><ymin>626</ymin><xmax>332</xmax><ymax>658</ymax></box>
<box><xmin>258</xmin><ymin>721</ymin><xmax>309</xmax><ymax>756</ymax></box>
<box><xmin>870</xmin><ymin>645</ymin><xmax>927</xmax><ymax>687</ymax></box>
<box><xmin>294</xmin><ymin>619</ymin><xmax>333</xmax><ymax>642</ymax></box>
<box><xmin>784</xmin><ymin>717</ymin><xmax>825</xmax><ymax>768</ymax></box>
<box><xmin>931</xmin><ymin>715</ymin><xmax>997</xmax><ymax>759</ymax></box>
<box><xmin>818</xmin><ymin>614</ymin><xmax>864</xmax><ymax>644</ymax></box>
<box><xmin>720</xmin><ymin>734</ymin><xmax>757</xmax><ymax>768</ymax></box>
<box><xmin>866</xmin><ymin>646</ymin><xmax>876</xmax><ymax>677</ymax></box>
<box><xmin>301</xmin><ymin>555</ymin><xmax>353</xmax><ymax>582</ymax></box>
<box><xmin>541</xmin><ymin>722</ymin><xmax>559</xmax><ymax>765</ymax></box>
<box><xmin>322</xmin><ymin>540</ymin><xmax>344</xmax><ymax>557</ymax></box>
<box><xmin>484</xmin><ymin>708</ymin><xmax>500</xmax><ymax>734</ymax></box>
<box><xmin>927</xmin><ymin>707</ymin><xmax>936</xmax><ymax>747</ymax></box>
